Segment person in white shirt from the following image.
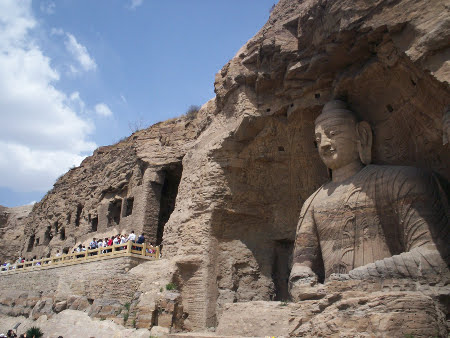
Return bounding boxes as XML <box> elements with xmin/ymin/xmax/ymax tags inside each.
<box><xmin>127</xmin><ymin>231</ymin><xmax>136</xmax><ymax>243</ymax></box>
<box><xmin>113</xmin><ymin>235</ymin><xmax>120</xmax><ymax>245</ymax></box>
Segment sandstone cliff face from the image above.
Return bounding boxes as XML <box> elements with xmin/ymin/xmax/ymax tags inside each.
<box><xmin>0</xmin><ymin>205</ymin><xmax>32</xmax><ymax>263</ymax></box>
<box><xmin>0</xmin><ymin>0</ymin><xmax>449</xmax><ymax>336</ymax></box>
<box><xmin>163</xmin><ymin>0</ymin><xmax>450</xmax><ymax>329</ymax></box>
<box><xmin>9</xmin><ymin>109</ymin><xmax>213</xmax><ymax>262</ymax></box>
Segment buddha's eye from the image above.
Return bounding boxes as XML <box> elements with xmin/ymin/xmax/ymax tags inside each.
<box><xmin>329</xmin><ymin>131</ymin><xmax>335</xmax><ymax>136</ymax></box>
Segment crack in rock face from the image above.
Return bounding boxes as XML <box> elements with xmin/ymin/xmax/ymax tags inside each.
<box><xmin>1</xmin><ymin>0</ymin><xmax>449</xmax><ymax>336</ymax></box>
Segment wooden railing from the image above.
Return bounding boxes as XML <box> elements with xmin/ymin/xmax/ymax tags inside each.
<box><xmin>1</xmin><ymin>242</ymin><xmax>159</xmax><ymax>274</ymax></box>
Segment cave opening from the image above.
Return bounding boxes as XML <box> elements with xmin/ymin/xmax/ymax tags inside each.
<box><xmin>124</xmin><ymin>197</ymin><xmax>134</xmax><ymax>217</ymax></box>
<box><xmin>75</xmin><ymin>204</ymin><xmax>83</xmax><ymax>227</ymax></box>
<box><xmin>272</xmin><ymin>239</ymin><xmax>294</xmax><ymax>301</ymax></box>
<box><xmin>27</xmin><ymin>234</ymin><xmax>35</xmax><ymax>252</ymax></box>
<box><xmin>156</xmin><ymin>163</ymin><xmax>182</xmax><ymax>246</ymax></box>
<box><xmin>91</xmin><ymin>216</ymin><xmax>98</xmax><ymax>232</ymax></box>
<box><xmin>54</xmin><ymin>221</ymin><xmax>59</xmax><ymax>234</ymax></box>
<box><xmin>108</xmin><ymin>199</ymin><xmax>122</xmax><ymax>226</ymax></box>
<box><xmin>44</xmin><ymin>226</ymin><xmax>52</xmax><ymax>245</ymax></box>
<box><xmin>60</xmin><ymin>227</ymin><xmax>66</xmax><ymax>240</ymax></box>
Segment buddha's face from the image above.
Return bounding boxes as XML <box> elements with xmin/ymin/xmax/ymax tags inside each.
<box><xmin>314</xmin><ymin>116</ymin><xmax>360</xmax><ymax>170</ymax></box>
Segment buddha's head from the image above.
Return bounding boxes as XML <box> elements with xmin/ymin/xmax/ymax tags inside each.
<box><xmin>314</xmin><ymin>100</ymin><xmax>372</xmax><ymax>170</ymax></box>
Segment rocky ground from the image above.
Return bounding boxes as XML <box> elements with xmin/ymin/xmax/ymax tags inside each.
<box><xmin>0</xmin><ymin>310</ymin><xmax>151</xmax><ymax>338</ymax></box>
<box><xmin>0</xmin><ymin>0</ymin><xmax>449</xmax><ymax>336</ymax></box>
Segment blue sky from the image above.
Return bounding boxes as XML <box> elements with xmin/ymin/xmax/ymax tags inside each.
<box><xmin>0</xmin><ymin>0</ymin><xmax>276</xmax><ymax>207</ymax></box>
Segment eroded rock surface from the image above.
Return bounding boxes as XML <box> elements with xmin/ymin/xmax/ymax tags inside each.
<box><xmin>0</xmin><ymin>205</ymin><xmax>32</xmax><ymax>263</ymax></box>
<box><xmin>0</xmin><ymin>0</ymin><xmax>449</xmax><ymax>336</ymax></box>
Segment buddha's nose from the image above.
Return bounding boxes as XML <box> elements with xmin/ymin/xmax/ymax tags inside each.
<box><xmin>320</xmin><ymin>136</ymin><xmax>331</xmax><ymax>149</ymax></box>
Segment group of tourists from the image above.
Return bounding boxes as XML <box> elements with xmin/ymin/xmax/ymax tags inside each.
<box><xmin>71</xmin><ymin>231</ymin><xmax>151</xmax><ymax>256</ymax></box>
<box><xmin>0</xmin><ymin>330</ymin><xmax>63</xmax><ymax>338</ymax></box>
<box><xmin>1</xmin><ymin>257</ymin><xmax>25</xmax><ymax>271</ymax></box>
<box><xmin>1</xmin><ymin>231</ymin><xmax>158</xmax><ymax>272</ymax></box>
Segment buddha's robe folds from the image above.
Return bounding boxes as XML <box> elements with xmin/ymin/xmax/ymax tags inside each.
<box><xmin>293</xmin><ymin>165</ymin><xmax>449</xmax><ymax>281</ymax></box>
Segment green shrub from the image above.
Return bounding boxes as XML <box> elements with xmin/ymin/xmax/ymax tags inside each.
<box><xmin>165</xmin><ymin>282</ymin><xmax>177</xmax><ymax>291</ymax></box>
<box><xmin>26</xmin><ymin>326</ymin><xmax>44</xmax><ymax>338</ymax></box>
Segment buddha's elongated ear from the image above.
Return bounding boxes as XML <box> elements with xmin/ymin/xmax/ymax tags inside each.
<box><xmin>356</xmin><ymin>121</ymin><xmax>372</xmax><ymax>164</ymax></box>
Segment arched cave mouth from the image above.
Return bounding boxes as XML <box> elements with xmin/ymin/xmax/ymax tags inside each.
<box><xmin>210</xmin><ymin>48</ymin><xmax>449</xmax><ymax>307</ymax></box>
<box><xmin>156</xmin><ymin>163</ymin><xmax>183</xmax><ymax>246</ymax></box>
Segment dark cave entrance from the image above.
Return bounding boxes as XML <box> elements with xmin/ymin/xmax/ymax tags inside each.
<box><xmin>27</xmin><ymin>234</ymin><xmax>35</xmax><ymax>252</ymax></box>
<box><xmin>75</xmin><ymin>204</ymin><xmax>83</xmax><ymax>227</ymax></box>
<box><xmin>108</xmin><ymin>199</ymin><xmax>122</xmax><ymax>226</ymax></box>
<box><xmin>156</xmin><ymin>163</ymin><xmax>182</xmax><ymax>246</ymax></box>
<box><xmin>44</xmin><ymin>226</ymin><xmax>52</xmax><ymax>245</ymax></box>
<box><xmin>124</xmin><ymin>197</ymin><xmax>134</xmax><ymax>217</ymax></box>
<box><xmin>91</xmin><ymin>216</ymin><xmax>98</xmax><ymax>232</ymax></box>
<box><xmin>60</xmin><ymin>227</ymin><xmax>66</xmax><ymax>240</ymax></box>
<box><xmin>54</xmin><ymin>221</ymin><xmax>59</xmax><ymax>234</ymax></box>
<box><xmin>272</xmin><ymin>239</ymin><xmax>294</xmax><ymax>301</ymax></box>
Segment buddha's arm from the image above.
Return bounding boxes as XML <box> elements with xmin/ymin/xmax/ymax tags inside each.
<box><xmin>398</xmin><ymin>169</ymin><xmax>449</xmax><ymax>255</ymax></box>
<box><xmin>290</xmin><ymin>200</ymin><xmax>321</xmax><ymax>283</ymax></box>
<box><xmin>289</xmin><ymin>202</ymin><xmax>324</xmax><ymax>301</ymax></box>
<box><xmin>350</xmin><ymin>168</ymin><xmax>449</xmax><ymax>281</ymax></box>
<box><xmin>348</xmin><ymin>246</ymin><xmax>449</xmax><ymax>280</ymax></box>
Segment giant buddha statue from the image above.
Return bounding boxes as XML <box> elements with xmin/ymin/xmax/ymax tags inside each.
<box><xmin>289</xmin><ymin>100</ymin><xmax>449</xmax><ymax>301</ymax></box>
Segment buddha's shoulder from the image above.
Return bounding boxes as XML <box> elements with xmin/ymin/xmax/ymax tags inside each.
<box><xmin>301</xmin><ymin>185</ymin><xmax>327</xmax><ymax>209</ymax></box>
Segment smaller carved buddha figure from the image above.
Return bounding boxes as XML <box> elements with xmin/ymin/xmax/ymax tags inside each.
<box><xmin>289</xmin><ymin>100</ymin><xmax>449</xmax><ymax>301</ymax></box>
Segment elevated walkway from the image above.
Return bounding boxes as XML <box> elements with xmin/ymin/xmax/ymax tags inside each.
<box><xmin>1</xmin><ymin>241</ymin><xmax>159</xmax><ymax>275</ymax></box>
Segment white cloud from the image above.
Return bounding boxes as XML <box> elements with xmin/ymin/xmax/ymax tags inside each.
<box><xmin>50</xmin><ymin>27</ymin><xmax>64</xmax><ymax>36</ymax></box>
<box><xmin>0</xmin><ymin>142</ymin><xmax>88</xmax><ymax>191</ymax></box>
<box><xmin>65</xmin><ymin>33</ymin><xmax>97</xmax><ymax>72</ymax></box>
<box><xmin>69</xmin><ymin>91</ymin><xmax>86</xmax><ymax>112</ymax></box>
<box><xmin>95</xmin><ymin>103</ymin><xmax>113</xmax><ymax>117</ymax></box>
<box><xmin>0</xmin><ymin>0</ymin><xmax>97</xmax><ymax>193</ymax></box>
<box><xmin>40</xmin><ymin>1</ymin><xmax>55</xmax><ymax>15</ymax></box>
<box><xmin>120</xmin><ymin>94</ymin><xmax>127</xmax><ymax>103</ymax></box>
<box><xmin>128</xmin><ymin>0</ymin><xmax>144</xmax><ymax>10</ymax></box>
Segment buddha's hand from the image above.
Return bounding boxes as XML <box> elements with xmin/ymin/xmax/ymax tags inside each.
<box><xmin>289</xmin><ymin>264</ymin><xmax>317</xmax><ymax>283</ymax></box>
<box><xmin>289</xmin><ymin>264</ymin><xmax>324</xmax><ymax>301</ymax></box>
